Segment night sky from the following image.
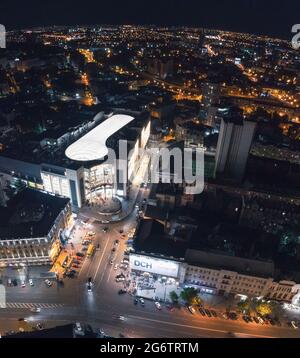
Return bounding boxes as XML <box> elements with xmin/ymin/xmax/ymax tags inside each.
<box><xmin>0</xmin><ymin>0</ymin><xmax>299</xmax><ymax>39</ymax></box>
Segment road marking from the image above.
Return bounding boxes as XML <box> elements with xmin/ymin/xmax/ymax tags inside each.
<box><xmin>93</xmin><ymin>234</ymin><xmax>111</xmax><ymax>282</ymax></box>
<box><xmin>4</xmin><ymin>302</ymin><xmax>64</xmax><ymax>309</ymax></box>
<box><xmin>128</xmin><ymin>314</ymin><xmax>275</xmax><ymax>338</ymax></box>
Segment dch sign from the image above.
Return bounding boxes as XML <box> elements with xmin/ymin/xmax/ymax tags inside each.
<box><xmin>129</xmin><ymin>254</ymin><xmax>179</xmax><ymax>278</ymax></box>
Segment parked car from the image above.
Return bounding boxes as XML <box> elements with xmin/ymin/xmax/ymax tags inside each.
<box><xmin>188</xmin><ymin>306</ymin><xmax>196</xmax><ymax>314</ymax></box>
<box><xmin>44</xmin><ymin>279</ymin><xmax>52</xmax><ymax>287</ymax></box>
<box><xmin>155</xmin><ymin>301</ymin><xmax>162</xmax><ymax>310</ymax></box>
<box><xmin>21</xmin><ymin>281</ymin><xmax>26</xmax><ymax>288</ymax></box>
<box><xmin>204</xmin><ymin>309</ymin><xmax>212</xmax><ymax>317</ymax></box>
<box><xmin>199</xmin><ymin>308</ymin><xmax>206</xmax><ymax>316</ymax></box>
<box><xmin>209</xmin><ymin>310</ymin><xmax>216</xmax><ymax>317</ymax></box>
<box><xmin>29</xmin><ymin>279</ymin><xmax>34</xmax><ymax>287</ymax></box>
<box><xmin>76</xmin><ymin>252</ymin><xmax>84</xmax><ymax>257</ymax></box>
<box><xmin>114</xmin><ymin>264</ymin><xmax>119</xmax><ymax>270</ymax></box>
<box><xmin>118</xmin><ymin>289</ymin><xmax>127</xmax><ymax>295</ymax></box>
<box><xmin>134</xmin><ymin>298</ymin><xmax>138</xmax><ymax>305</ymax></box>
<box><xmin>140</xmin><ymin>298</ymin><xmax>145</xmax><ymax>305</ymax></box>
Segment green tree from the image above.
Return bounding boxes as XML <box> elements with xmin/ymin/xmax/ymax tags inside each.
<box><xmin>237</xmin><ymin>299</ymin><xmax>250</xmax><ymax>313</ymax></box>
<box><xmin>180</xmin><ymin>287</ymin><xmax>201</xmax><ymax>306</ymax></box>
<box><xmin>169</xmin><ymin>291</ymin><xmax>179</xmax><ymax>304</ymax></box>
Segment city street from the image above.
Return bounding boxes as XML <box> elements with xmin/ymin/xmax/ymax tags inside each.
<box><xmin>2</xmin><ymin>203</ymin><xmax>300</xmax><ymax>338</ymax></box>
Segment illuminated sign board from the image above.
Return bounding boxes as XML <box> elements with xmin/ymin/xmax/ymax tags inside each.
<box><xmin>129</xmin><ymin>254</ymin><xmax>179</xmax><ymax>277</ymax></box>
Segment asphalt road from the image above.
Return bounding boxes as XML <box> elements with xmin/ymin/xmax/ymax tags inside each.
<box><xmin>2</xmin><ymin>187</ymin><xmax>300</xmax><ymax>338</ymax></box>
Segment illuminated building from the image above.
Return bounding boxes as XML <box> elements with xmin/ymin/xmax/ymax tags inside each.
<box><xmin>0</xmin><ymin>188</ymin><xmax>72</xmax><ymax>267</ymax></box>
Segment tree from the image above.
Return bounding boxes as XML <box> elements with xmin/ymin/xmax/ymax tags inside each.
<box><xmin>180</xmin><ymin>287</ymin><xmax>201</xmax><ymax>306</ymax></box>
<box><xmin>237</xmin><ymin>299</ymin><xmax>250</xmax><ymax>313</ymax></box>
<box><xmin>255</xmin><ymin>302</ymin><xmax>272</xmax><ymax>317</ymax></box>
<box><xmin>169</xmin><ymin>291</ymin><xmax>179</xmax><ymax>304</ymax></box>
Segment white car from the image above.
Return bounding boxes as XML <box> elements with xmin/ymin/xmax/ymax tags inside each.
<box><xmin>257</xmin><ymin>316</ymin><xmax>264</xmax><ymax>324</ymax></box>
<box><xmin>155</xmin><ymin>301</ymin><xmax>162</xmax><ymax>310</ymax></box>
<box><xmin>114</xmin><ymin>264</ymin><xmax>119</xmax><ymax>270</ymax></box>
<box><xmin>29</xmin><ymin>279</ymin><xmax>34</xmax><ymax>286</ymax></box>
<box><xmin>188</xmin><ymin>306</ymin><xmax>196</xmax><ymax>314</ymax></box>
<box><xmin>118</xmin><ymin>315</ymin><xmax>125</xmax><ymax>321</ymax></box>
<box><xmin>21</xmin><ymin>281</ymin><xmax>26</xmax><ymax>288</ymax></box>
<box><xmin>140</xmin><ymin>298</ymin><xmax>145</xmax><ymax>305</ymax></box>
<box><xmin>30</xmin><ymin>307</ymin><xmax>41</xmax><ymax>313</ymax></box>
<box><xmin>87</xmin><ymin>231</ymin><xmax>95</xmax><ymax>237</ymax></box>
<box><xmin>44</xmin><ymin>279</ymin><xmax>52</xmax><ymax>287</ymax></box>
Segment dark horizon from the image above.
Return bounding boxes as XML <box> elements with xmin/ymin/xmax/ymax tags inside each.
<box><xmin>1</xmin><ymin>0</ymin><xmax>300</xmax><ymax>40</ymax></box>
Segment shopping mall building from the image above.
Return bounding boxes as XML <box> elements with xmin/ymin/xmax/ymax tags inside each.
<box><xmin>0</xmin><ymin>111</ymin><xmax>151</xmax><ymax>209</ymax></box>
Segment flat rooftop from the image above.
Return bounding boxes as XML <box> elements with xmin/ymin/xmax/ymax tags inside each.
<box><xmin>65</xmin><ymin>114</ymin><xmax>135</xmax><ymax>161</ymax></box>
<box><xmin>0</xmin><ymin>188</ymin><xmax>70</xmax><ymax>240</ymax></box>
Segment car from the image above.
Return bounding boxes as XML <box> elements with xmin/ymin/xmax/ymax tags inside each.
<box><xmin>134</xmin><ymin>298</ymin><xmax>138</xmax><ymax>305</ymax></box>
<box><xmin>112</xmin><ymin>248</ymin><xmax>116</xmax><ymax>253</ymax></box>
<box><xmin>114</xmin><ymin>264</ymin><xmax>119</xmax><ymax>270</ymax></box>
<box><xmin>66</xmin><ymin>271</ymin><xmax>75</xmax><ymax>278</ymax></box>
<box><xmin>18</xmin><ymin>318</ymin><xmax>25</xmax><ymax>321</ymax></box>
<box><xmin>188</xmin><ymin>306</ymin><xmax>196</xmax><ymax>314</ymax></box>
<box><xmin>72</xmin><ymin>264</ymin><xmax>79</xmax><ymax>268</ymax></box>
<box><xmin>242</xmin><ymin>315</ymin><xmax>250</xmax><ymax>323</ymax></box>
<box><xmin>291</xmin><ymin>321</ymin><xmax>298</xmax><ymax>329</ymax></box>
<box><xmin>119</xmin><ymin>229</ymin><xmax>124</xmax><ymax>234</ymax></box>
<box><xmin>96</xmin><ymin>243</ymin><xmax>100</xmax><ymax>251</ymax></box>
<box><xmin>73</xmin><ymin>260</ymin><xmax>80</xmax><ymax>265</ymax></box>
<box><xmin>257</xmin><ymin>316</ymin><xmax>264</xmax><ymax>324</ymax></box>
<box><xmin>114</xmin><ymin>240</ymin><xmax>119</xmax><ymax>246</ymax></box>
<box><xmin>166</xmin><ymin>305</ymin><xmax>175</xmax><ymax>312</ymax></box>
<box><xmin>210</xmin><ymin>310</ymin><xmax>217</xmax><ymax>317</ymax></box>
<box><xmin>7</xmin><ymin>278</ymin><xmax>12</xmax><ymax>286</ymax></box>
<box><xmin>253</xmin><ymin>316</ymin><xmax>260</xmax><ymax>324</ymax></box>
<box><xmin>29</xmin><ymin>279</ymin><xmax>34</xmax><ymax>286</ymax></box>
<box><xmin>44</xmin><ymin>279</ymin><xmax>52</xmax><ymax>287</ymax></box>
<box><xmin>115</xmin><ymin>277</ymin><xmax>125</xmax><ymax>282</ymax></box>
<box><xmin>88</xmin><ymin>277</ymin><xmax>92</xmax><ymax>283</ymax></box>
<box><xmin>199</xmin><ymin>308</ymin><xmax>206</xmax><ymax>316</ymax></box>
<box><xmin>109</xmin><ymin>259</ymin><xmax>114</xmax><ymax>265</ymax></box>
<box><xmin>228</xmin><ymin>312</ymin><xmax>238</xmax><ymax>320</ymax></box>
<box><xmin>117</xmin><ymin>315</ymin><xmax>125</xmax><ymax>321</ymax></box>
<box><xmin>87</xmin><ymin>283</ymin><xmax>92</xmax><ymax>292</ymax></box>
<box><xmin>102</xmin><ymin>227</ymin><xmax>108</xmax><ymax>233</ymax></box>
<box><xmin>30</xmin><ymin>308</ymin><xmax>41</xmax><ymax>313</ymax></box>
<box><xmin>204</xmin><ymin>309</ymin><xmax>212</xmax><ymax>317</ymax></box>
<box><xmin>87</xmin><ymin>231</ymin><xmax>95</xmax><ymax>236</ymax></box>
<box><xmin>221</xmin><ymin>312</ymin><xmax>229</xmax><ymax>320</ymax></box>
<box><xmin>118</xmin><ymin>289</ymin><xmax>127</xmax><ymax>295</ymax></box>
<box><xmin>21</xmin><ymin>281</ymin><xmax>26</xmax><ymax>288</ymax></box>
<box><xmin>76</xmin><ymin>252</ymin><xmax>84</xmax><ymax>257</ymax></box>
<box><xmin>82</xmin><ymin>241</ymin><xmax>89</xmax><ymax>246</ymax></box>
<box><xmin>140</xmin><ymin>298</ymin><xmax>145</xmax><ymax>305</ymax></box>
<box><xmin>155</xmin><ymin>301</ymin><xmax>162</xmax><ymax>310</ymax></box>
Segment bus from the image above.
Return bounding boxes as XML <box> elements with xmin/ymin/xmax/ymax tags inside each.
<box><xmin>87</xmin><ymin>244</ymin><xmax>95</xmax><ymax>257</ymax></box>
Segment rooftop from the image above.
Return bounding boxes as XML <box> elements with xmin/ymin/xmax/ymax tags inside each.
<box><xmin>0</xmin><ymin>188</ymin><xmax>70</xmax><ymax>240</ymax></box>
<box><xmin>65</xmin><ymin>114</ymin><xmax>135</xmax><ymax>161</ymax></box>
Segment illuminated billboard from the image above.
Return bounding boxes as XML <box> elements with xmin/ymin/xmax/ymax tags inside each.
<box><xmin>129</xmin><ymin>254</ymin><xmax>179</xmax><ymax>277</ymax></box>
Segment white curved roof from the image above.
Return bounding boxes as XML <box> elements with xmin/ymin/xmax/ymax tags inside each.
<box><xmin>65</xmin><ymin>114</ymin><xmax>134</xmax><ymax>161</ymax></box>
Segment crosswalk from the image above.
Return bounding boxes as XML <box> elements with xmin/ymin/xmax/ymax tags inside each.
<box><xmin>0</xmin><ymin>302</ymin><xmax>64</xmax><ymax>309</ymax></box>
